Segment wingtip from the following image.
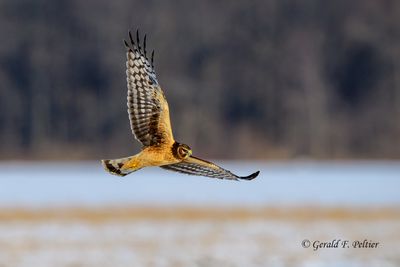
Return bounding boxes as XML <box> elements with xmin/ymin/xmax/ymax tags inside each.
<box><xmin>128</xmin><ymin>31</ymin><xmax>135</xmax><ymax>48</ymax></box>
<box><xmin>123</xmin><ymin>39</ymin><xmax>130</xmax><ymax>49</ymax></box>
<box><xmin>240</xmin><ymin>170</ymin><xmax>260</xmax><ymax>180</ymax></box>
<box><xmin>136</xmin><ymin>29</ymin><xmax>141</xmax><ymax>51</ymax></box>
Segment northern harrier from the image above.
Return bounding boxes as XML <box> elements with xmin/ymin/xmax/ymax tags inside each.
<box><xmin>101</xmin><ymin>30</ymin><xmax>259</xmax><ymax>180</ymax></box>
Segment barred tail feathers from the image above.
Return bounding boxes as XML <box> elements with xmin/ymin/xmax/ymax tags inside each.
<box><xmin>101</xmin><ymin>156</ymin><xmax>140</xmax><ymax>176</ymax></box>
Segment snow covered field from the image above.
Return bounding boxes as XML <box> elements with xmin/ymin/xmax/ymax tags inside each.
<box><xmin>0</xmin><ymin>161</ymin><xmax>399</xmax><ymax>207</ymax></box>
<box><xmin>0</xmin><ymin>161</ymin><xmax>399</xmax><ymax>266</ymax></box>
<box><xmin>0</xmin><ymin>207</ymin><xmax>399</xmax><ymax>267</ymax></box>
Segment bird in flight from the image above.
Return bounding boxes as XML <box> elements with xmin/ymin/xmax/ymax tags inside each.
<box><xmin>101</xmin><ymin>30</ymin><xmax>259</xmax><ymax>180</ymax></box>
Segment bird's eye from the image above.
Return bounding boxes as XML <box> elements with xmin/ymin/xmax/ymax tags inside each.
<box><xmin>176</xmin><ymin>145</ymin><xmax>191</xmax><ymax>159</ymax></box>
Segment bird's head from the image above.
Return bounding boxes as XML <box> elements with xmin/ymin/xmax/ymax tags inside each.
<box><xmin>173</xmin><ymin>142</ymin><xmax>192</xmax><ymax>160</ymax></box>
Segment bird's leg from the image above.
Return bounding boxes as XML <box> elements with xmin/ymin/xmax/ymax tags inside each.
<box><xmin>121</xmin><ymin>156</ymin><xmax>141</xmax><ymax>171</ymax></box>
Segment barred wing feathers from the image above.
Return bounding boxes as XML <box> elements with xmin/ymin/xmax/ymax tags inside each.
<box><xmin>161</xmin><ymin>156</ymin><xmax>260</xmax><ymax>180</ymax></box>
<box><xmin>124</xmin><ymin>30</ymin><xmax>174</xmax><ymax>147</ymax></box>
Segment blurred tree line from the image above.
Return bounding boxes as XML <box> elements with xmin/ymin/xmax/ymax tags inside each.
<box><xmin>0</xmin><ymin>0</ymin><xmax>399</xmax><ymax>160</ymax></box>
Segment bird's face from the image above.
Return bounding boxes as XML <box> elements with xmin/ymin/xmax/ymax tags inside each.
<box><xmin>177</xmin><ymin>143</ymin><xmax>192</xmax><ymax>159</ymax></box>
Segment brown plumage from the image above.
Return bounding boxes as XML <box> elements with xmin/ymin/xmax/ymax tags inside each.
<box><xmin>101</xmin><ymin>30</ymin><xmax>259</xmax><ymax>181</ymax></box>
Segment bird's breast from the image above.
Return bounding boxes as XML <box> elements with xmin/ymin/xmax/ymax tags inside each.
<box><xmin>139</xmin><ymin>146</ymin><xmax>180</xmax><ymax>167</ymax></box>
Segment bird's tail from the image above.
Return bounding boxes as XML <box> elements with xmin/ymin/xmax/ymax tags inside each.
<box><xmin>101</xmin><ymin>156</ymin><xmax>140</xmax><ymax>177</ymax></box>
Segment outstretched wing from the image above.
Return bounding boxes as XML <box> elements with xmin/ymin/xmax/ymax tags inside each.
<box><xmin>161</xmin><ymin>156</ymin><xmax>259</xmax><ymax>180</ymax></box>
<box><xmin>124</xmin><ymin>30</ymin><xmax>174</xmax><ymax>147</ymax></box>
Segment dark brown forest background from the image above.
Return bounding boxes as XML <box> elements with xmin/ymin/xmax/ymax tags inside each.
<box><xmin>0</xmin><ymin>0</ymin><xmax>399</xmax><ymax>160</ymax></box>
